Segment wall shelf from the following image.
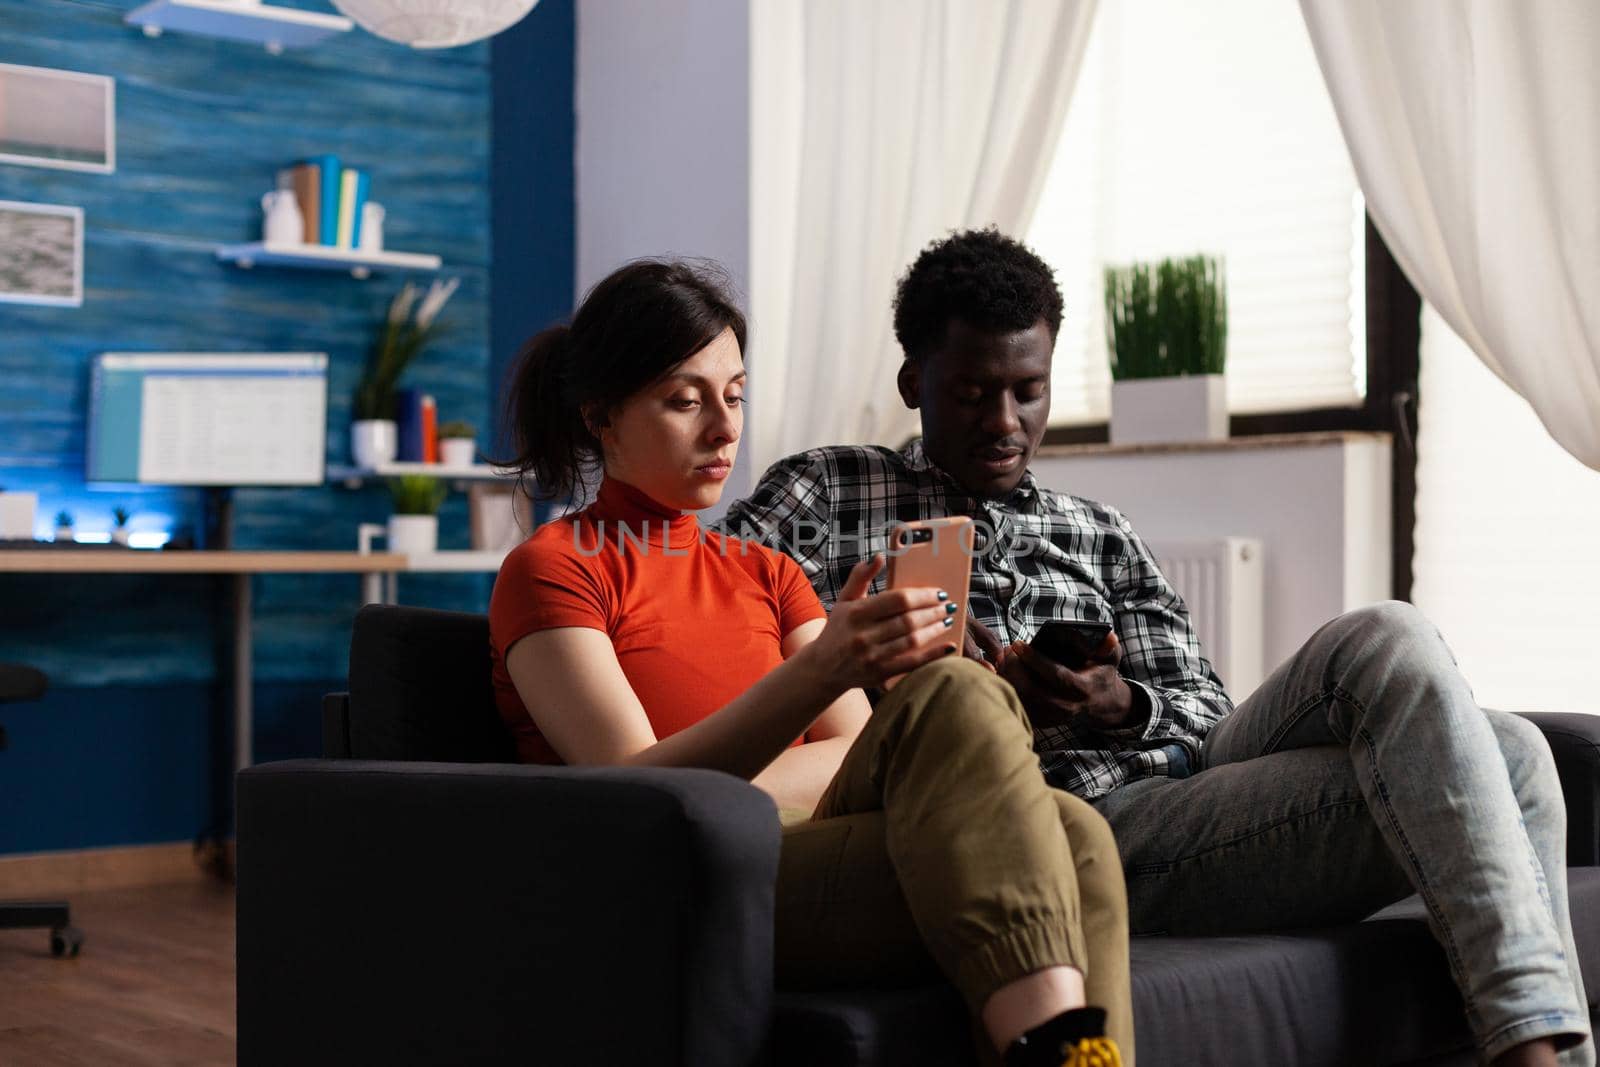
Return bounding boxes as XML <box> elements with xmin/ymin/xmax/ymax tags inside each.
<box><xmin>328</xmin><ymin>462</ymin><xmax>513</xmax><ymax>489</ymax></box>
<box><xmin>126</xmin><ymin>0</ymin><xmax>353</xmax><ymax>54</ymax></box>
<box><xmin>216</xmin><ymin>242</ymin><xmax>442</xmax><ymax>280</ymax></box>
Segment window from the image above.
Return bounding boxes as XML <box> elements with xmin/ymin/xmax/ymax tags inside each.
<box><xmin>1027</xmin><ymin>0</ymin><xmax>1365</xmax><ymax>426</ymax></box>
<box><xmin>1410</xmin><ymin>306</ymin><xmax>1600</xmax><ymax>715</ymax></box>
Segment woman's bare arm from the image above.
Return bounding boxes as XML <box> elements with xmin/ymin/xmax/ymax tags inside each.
<box><xmin>750</xmin><ymin>617</ymin><xmax>871</xmax><ymax>810</ymax></box>
<box><xmin>504</xmin><ymin>557</ymin><xmax>952</xmax><ymax>782</ymax></box>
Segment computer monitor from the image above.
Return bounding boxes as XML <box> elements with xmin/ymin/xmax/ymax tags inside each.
<box><xmin>87</xmin><ymin>352</ymin><xmax>328</xmax><ymax>486</ymax></box>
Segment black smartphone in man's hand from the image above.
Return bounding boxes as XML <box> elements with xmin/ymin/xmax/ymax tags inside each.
<box><xmin>1030</xmin><ymin>620</ymin><xmax>1115</xmax><ymax>670</ymax></box>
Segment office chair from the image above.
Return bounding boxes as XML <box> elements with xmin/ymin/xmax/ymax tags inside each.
<box><xmin>0</xmin><ymin>663</ymin><xmax>84</xmax><ymax>958</ymax></box>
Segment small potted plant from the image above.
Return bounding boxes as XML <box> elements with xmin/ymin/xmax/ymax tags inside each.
<box><xmin>111</xmin><ymin>506</ymin><xmax>132</xmax><ymax>546</ymax></box>
<box><xmin>351</xmin><ymin>278</ymin><xmax>460</xmax><ymax>470</ymax></box>
<box><xmin>53</xmin><ymin>510</ymin><xmax>75</xmax><ymax>543</ymax></box>
<box><xmin>437</xmin><ymin>420</ymin><xmax>477</xmax><ymax>469</ymax></box>
<box><xmin>385</xmin><ymin>474</ymin><xmax>448</xmax><ymax>557</ymax></box>
<box><xmin>1104</xmin><ymin>254</ymin><xmax>1228</xmax><ymax>445</ymax></box>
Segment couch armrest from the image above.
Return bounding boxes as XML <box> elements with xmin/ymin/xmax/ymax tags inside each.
<box><xmin>1517</xmin><ymin>712</ymin><xmax>1600</xmax><ymax>867</ymax></box>
<box><xmin>237</xmin><ymin>760</ymin><xmax>780</xmax><ymax>1067</ymax></box>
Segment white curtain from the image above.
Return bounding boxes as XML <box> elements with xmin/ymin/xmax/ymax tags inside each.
<box><xmin>1299</xmin><ymin>0</ymin><xmax>1600</xmax><ymax>470</ymax></box>
<box><xmin>1412</xmin><ymin>304</ymin><xmax>1600</xmax><ymax>715</ymax></box>
<box><xmin>749</xmin><ymin>0</ymin><xmax>1098</xmax><ymax>475</ymax></box>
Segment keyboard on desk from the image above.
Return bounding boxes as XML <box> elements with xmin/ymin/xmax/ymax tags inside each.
<box><xmin>0</xmin><ymin>539</ymin><xmax>137</xmax><ymax>551</ymax></box>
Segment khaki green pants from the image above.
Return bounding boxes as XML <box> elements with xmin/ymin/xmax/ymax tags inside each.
<box><xmin>775</xmin><ymin>657</ymin><xmax>1133</xmax><ymax>1063</ymax></box>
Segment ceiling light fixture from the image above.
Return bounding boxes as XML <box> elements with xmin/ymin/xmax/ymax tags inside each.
<box><xmin>331</xmin><ymin>0</ymin><xmax>539</xmax><ymax>49</ymax></box>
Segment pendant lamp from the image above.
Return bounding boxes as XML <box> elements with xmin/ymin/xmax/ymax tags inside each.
<box><xmin>331</xmin><ymin>0</ymin><xmax>539</xmax><ymax>49</ymax></box>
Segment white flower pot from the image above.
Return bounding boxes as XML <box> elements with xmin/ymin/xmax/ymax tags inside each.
<box><xmin>386</xmin><ymin>513</ymin><xmax>437</xmax><ymax>558</ymax></box>
<box><xmin>439</xmin><ymin>437</ymin><xmax>476</xmax><ymax>468</ymax></box>
<box><xmin>111</xmin><ymin>528</ymin><xmax>131</xmax><ymax>546</ymax></box>
<box><xmin>53</xmin><ymin>526</ymin><xmax>75</xmax><ymax>543</ymax></box>
<box><xmin>351</xmin><ymin>419</ymin><xmax>398</xmax><ymax>470</ymax></box>
<box><xmin>1110</xmin><ymin>374</ymin><xmax>1228</xmax><ymax>445</ymax></box>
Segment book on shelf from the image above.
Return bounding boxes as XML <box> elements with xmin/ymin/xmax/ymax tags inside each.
<box><xmin>396</xmin><ymin>388</ymin><xmax>424</xmax><ymax>463</ymax></box>
<box><xmin>289</xmin><ymin>161</ymin><xmax>320</xmax><ymax>244</ymax></box>
<box><xmin>421</xmin><ymin>394</ymin><xmax>437</xmax><ymax>463</ymax></box>
<box><xmin>354</xmin><ymin>170</ymin><xmax>371</xmax><ymax>248</ymax></box>
<box><xmin>311</xmin><ymin>153</ymin><xmax>340</xmax><ymax>248</ymax></box>
<box><xmin>336</xmin><ymin>167</ymin><xmax>369</xmax><ymax>250</ymax></box>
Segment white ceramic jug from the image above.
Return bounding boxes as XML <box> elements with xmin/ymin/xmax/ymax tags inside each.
<box><xmin>261</xmin><ymin>190</ymin><xmax>304</xmax><ymax>246</ymax></box>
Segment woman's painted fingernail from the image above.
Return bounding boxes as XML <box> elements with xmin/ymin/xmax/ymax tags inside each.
<box><xmin>943</xmin><ymin>617</ymin><xmax>955</xmax><ymax>628</ymax></box>
<box><xmin>945</xmin><ymin>602</ymin><xmax>958</xmax><ymax>614</ymax></box>
<box><xmin>937</xmin><ymin>590</ymin><xmax>949</xmax><ymax>601</ymax></box>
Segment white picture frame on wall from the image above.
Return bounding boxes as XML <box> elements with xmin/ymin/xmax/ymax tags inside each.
<box><xmin>0</xmin><ymin>62</ymin><xmax>116</xmax><ymax>174</ymax></box>
<box><xmin>0</xmin><ymin>200</ymin><xmax>85</xmax><ymax>307</ymax></box>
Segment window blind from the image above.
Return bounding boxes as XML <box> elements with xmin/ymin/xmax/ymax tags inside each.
<box><xmin>1411</xmin><ymin>305</ymin><xmax>1600</xmax><ymax>715</ymax></box>
<box><xmin>1026</xmin><ymin>0</ymin><xmax>1365</xmax><ymax>426</ymax></box>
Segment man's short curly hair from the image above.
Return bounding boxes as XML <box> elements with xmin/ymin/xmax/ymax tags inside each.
<box><xmin>892</xmin><ymin>228</ymin><xmax>1064</xmax><ymax>362</ymax></box>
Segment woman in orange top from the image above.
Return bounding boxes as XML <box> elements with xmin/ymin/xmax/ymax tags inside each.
<box><xmin>490</xmin><ymin>260</ymin><xmax>1131</xmax><ymax>1067</ymax></box>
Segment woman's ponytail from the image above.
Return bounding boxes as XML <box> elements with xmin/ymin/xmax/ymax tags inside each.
<box><xmin>500</xmin><ymin>324</ymin><xmax>594</xmax><ymax>501</ymax></box>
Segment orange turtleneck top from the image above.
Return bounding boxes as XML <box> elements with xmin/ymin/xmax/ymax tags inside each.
<box><xmin>488</xmin><ymin>478</ymin><xmax>829</xmax><ymax>764</ymax></box>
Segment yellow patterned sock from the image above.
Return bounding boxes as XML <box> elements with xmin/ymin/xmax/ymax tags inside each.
<box><xmin>1061</xmin><ymin>1036</ymin><xmax>1123</xmax><ymax>1067</ymax></box>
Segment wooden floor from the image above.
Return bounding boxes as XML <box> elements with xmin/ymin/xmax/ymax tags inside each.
<box><xmin>0</xmin><ymin>880</ymin><xmax>236</xmax><ymax>1066</ymax></box>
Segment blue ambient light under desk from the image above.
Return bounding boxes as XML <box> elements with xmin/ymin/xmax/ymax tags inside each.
<box><xmin>87</xmin><ymin>352</ymin><xmax>328</xmax><ymax>486</ymax></box>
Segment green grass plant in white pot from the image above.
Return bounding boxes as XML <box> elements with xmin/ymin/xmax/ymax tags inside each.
<box><xmin>1104</xmin><ymin>254</ymin><xmax>1228</xmax><ymax>445</ymax></box>
<box><xmin>385</xmin><ymin>474</ymin><xmax>448</xmax><ymax>558</ymax></box>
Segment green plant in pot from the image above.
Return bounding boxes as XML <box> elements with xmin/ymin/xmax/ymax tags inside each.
<box><xmin>1104</xmin><ymin>254</ymin><xmax>1228</xmax><ymax>445</ymax></box>
<box><xmin>350</xmin><ymin>278</ymin><xmax>460</xmax><ymax>470</ymax></box>
<box><xmin>53</xmin><ymin>509</ymin><xmax>74</xmax><ymax>543</ymax></box>
<box><xmin>437</xmin><ymin>419</ymin><xmax>477</xmax><ymax>469</ymax></box>
<box><xmin>112</xmin><ymin>505</ymin><xmax>132</xmax><ymax>546</ymax></box>
<box><xmin>385</xmin><ymin>474</ymin><xmax>448</xmax><ymax>558</ymax></box>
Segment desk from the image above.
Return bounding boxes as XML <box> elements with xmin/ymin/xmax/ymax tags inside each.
<box><xmin>0</xmin><ymin>550</ymin><xmax>406</xmax><ymax>778</ymax></box>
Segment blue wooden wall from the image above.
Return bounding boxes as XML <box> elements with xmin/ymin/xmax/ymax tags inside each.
<box><xmin>491</xmin><ymin>0</ymin><xmax>576</xmax><ymax>441</ymax></box>
<box><xmin>0</xmin><ymin>0</ymin><xmax>575</xmax><ymax>854</ymax></box>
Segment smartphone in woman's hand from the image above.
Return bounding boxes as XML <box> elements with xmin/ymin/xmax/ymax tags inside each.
<box><xmin>882</xmin><ymin>517</ymin><xmax>975</xmax><ymax>687</ymax></box>
<box><xmin>886</xmin><ymin>517</ymin><xmax>974</xmax><ymax>643</ymax></box>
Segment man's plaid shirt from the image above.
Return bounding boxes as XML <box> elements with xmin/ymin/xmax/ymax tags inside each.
<box><xmin>715</xmin><ymin>440</ymin><xmax>1235</xmax><ymax>800</ymax></box>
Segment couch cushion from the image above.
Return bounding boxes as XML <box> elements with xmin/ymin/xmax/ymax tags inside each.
<box><xmin>772</xmin><ymin>867</ymin><xmax>1600</xmax><ymax>1067</ymax></box>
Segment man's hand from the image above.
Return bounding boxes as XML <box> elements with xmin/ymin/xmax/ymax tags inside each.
<box><xmin>1000</xmin><ymin>631</ymin><xmax>1145</xmax><ymax>732</ymax></box>
<box><xmin>964</xmin><ymin>617</ymin><xmax>1005</xmax><ymax>672</ymax></box>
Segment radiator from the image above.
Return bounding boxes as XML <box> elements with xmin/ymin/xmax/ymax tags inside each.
<box><xmin>1144</xmin><ymin>537</ymin><xmax>1265</xmax><ymax>700</ymax></box>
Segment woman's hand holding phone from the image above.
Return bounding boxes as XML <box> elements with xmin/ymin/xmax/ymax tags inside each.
<box><xmin>798</xmin><ymin>554</ymin><xmax>959</xmax><ymax>692</ymax></box>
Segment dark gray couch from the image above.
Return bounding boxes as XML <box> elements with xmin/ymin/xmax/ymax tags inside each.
<box><xmin>236</xmin><ymin>605</ymin><xmax>1600</xmax><ymax>1066</ymax></box>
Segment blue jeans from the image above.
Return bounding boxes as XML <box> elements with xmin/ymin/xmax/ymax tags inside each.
<box><xmin>1094</xmin><ymin>601</ymin><xmax>1591</xmax><ymax>1063</ymax></box>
